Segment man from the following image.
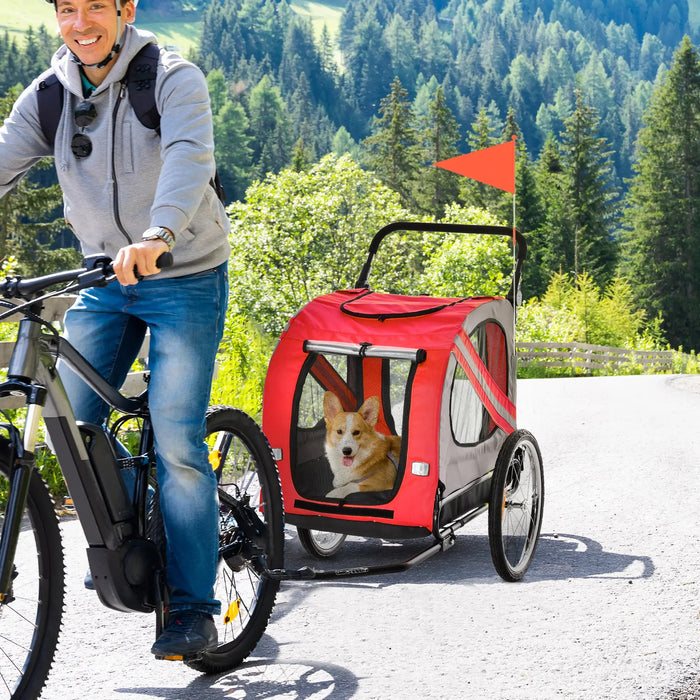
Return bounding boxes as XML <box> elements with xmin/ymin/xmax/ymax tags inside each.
<box><xmin>0</xmin><ymin>0</ymin><xmax>230</xmax><ymax>658</ymax></box>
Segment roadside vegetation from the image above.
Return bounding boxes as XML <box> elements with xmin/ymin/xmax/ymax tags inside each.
<box><xmin>1</xmin><ymin>0</ymin><xmax>699</xmax><ymax>429</ymax></box>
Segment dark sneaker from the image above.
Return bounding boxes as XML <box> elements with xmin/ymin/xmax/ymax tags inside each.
<box><xmin>151</xmin><ymin>610</ymin><xmax>218</xmax><ymax>659</ymax></box>
<box><xmin>84</xmin><ymin>569</ymin><xmax>94</xmax><ymax>590</ymax></box>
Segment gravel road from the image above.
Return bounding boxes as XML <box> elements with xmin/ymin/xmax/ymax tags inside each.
<box><xmin>39</xmin><ymin>374</ymin><xmax>700</xmax><ymax>700</ymax></box>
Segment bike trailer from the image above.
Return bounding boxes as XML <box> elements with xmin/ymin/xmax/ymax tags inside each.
<box><xmin>263</xmin><ymin>222</ymin><xmax>527</xmax><ymax>541</ymax></box>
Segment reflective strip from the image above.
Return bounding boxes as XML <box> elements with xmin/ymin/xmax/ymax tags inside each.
<box><xmin>453</xmin><ymin>329</ymin><xmax>516</xmax><ymax>434</ymax></box>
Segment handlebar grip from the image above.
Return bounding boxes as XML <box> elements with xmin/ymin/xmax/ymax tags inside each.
<box><xmin>133</xmin><ymin>251</ymin><xmax>173</xmax><ymax>281</ymax></box>
<box><xmin>156</xmin><ymin>252</ymin><xmax>173</xmax><ymax>269</ymax></box>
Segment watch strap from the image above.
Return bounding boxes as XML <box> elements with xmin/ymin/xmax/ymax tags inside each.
<box><xmin>142</xmin><ymin>226</ymin><xmax>175</xmax><ymax>251</ymax></box>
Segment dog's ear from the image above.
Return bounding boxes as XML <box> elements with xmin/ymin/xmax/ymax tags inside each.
<box><xmin>358</xmin><ymin>396</ymin><xmax>380</xmax><ymax>427</ymax></box>
<box><xmin>323</xmin><ymin>391</ymin><xmax>343</xmax><ymax>422</ymax></box>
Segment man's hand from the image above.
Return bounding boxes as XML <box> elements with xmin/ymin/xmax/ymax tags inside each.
<box><xmin>113</xmin><ymin>239</ymin><xmax>169</xmax><ymax>286</ymax></box>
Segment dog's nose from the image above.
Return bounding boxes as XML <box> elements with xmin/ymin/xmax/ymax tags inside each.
<box><xmin>342</xmin><ymin>447</ymin><xmax>352</xmax><ymax>456</ymax></box>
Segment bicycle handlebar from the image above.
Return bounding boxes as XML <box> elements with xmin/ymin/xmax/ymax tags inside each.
<box><xmin>0</xmin><ymin>252</ymin><xmax>173</xmax><ymax>300</ymax></box>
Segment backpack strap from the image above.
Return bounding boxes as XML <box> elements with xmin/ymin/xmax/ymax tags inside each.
<box><xmin>36</xmin><ymin>72</ymin><xmax>64</xmax><ymax>149</ymax></box>
<box><xmin>33</xmin><ymin>46</ymin><xmax>159</xmax><ymax>148</ymax></box>
<box><xmin>126</xmin><ymin>42</ymin><xmax>161</xmax><ymax>134</ymax></box>
<box><xmin>126</xmin><ymin>42</ymin><xmax>226</xmax><ymax>203</ymax></box>
<box><xmin>34</xmin><ymin>43</ymin><xmax>226</xmax><ymax>204</ymax></box>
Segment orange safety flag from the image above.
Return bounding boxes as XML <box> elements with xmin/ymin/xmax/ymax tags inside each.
<box><xmin>434</xmin><ymin>138</ymin><xmax>516</xmax><ymax>194</ymax></box>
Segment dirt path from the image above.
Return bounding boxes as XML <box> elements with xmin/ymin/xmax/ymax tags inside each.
<box><xmin>40</xmin><ymin>374</ymin><xmax>700</xmax><ymax>699</ymax></box>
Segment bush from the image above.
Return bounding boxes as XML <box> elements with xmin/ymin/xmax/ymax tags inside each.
<box><xmin>210</xmin><ymin>314</ymin><xmax>274</xmax><ymax>420</ymax></box>
<box><xmin>514</xmin><ymin>271</ymin><xmax>700</xmax><ymax>377</ymax></box>
<box><xmin>519</xmin><ymin>271</ymin><xmax>649</xmax><ymax>348</ymax></box>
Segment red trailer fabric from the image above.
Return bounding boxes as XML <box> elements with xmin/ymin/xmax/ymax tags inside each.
<box><xmin>263</xmin><ymin>287</ymin><xmax>517</xmax><ymax>536</ymax></box>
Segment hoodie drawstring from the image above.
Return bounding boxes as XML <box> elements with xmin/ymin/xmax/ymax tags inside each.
<box><xmin>58</xmin><ymin>92</ymin><xmax>73</xmax><ymax>173</ymax></box>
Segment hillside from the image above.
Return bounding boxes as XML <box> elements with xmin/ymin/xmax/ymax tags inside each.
<box><xmin>0</xmin><ymin>1</ymin><xmax>202</xmax><ymax>52</ymax></box>
<box><xmin>0</xmin><ymin>0</ymin><xmax>344</xmax><ymax>53</ymax></box>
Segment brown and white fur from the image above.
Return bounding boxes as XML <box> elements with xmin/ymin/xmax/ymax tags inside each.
<box><xmin>323</xmin><ymin>391</ymin><xmax>400</xmax><ymax>499</ymax></box>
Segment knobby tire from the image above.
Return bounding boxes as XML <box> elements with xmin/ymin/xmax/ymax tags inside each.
<box><xmin>0</xmin><ymin>439</ymin><xmax>65</xmax><ymax>699</ymax></box>
<box><xmin>186</xmin><ymin>406</ymin><xmax>284</xmax><ymax>674</ymax></box>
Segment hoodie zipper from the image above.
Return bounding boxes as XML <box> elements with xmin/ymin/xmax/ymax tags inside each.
<box><xmin>111</xmin><ymin>82</ymin><xmax>133</xmax><ymax>245</ymax></box>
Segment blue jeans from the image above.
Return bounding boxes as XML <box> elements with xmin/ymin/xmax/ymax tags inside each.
<box><xmin>60</xmin><ymin>263</ymin><xmax>228</xmax><ymax>615</ymax></box>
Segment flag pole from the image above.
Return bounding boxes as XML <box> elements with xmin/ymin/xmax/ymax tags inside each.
<box><xmin>432</xmin><ymin>135</ymin><xmax>518</xmax><ymax>328</ymax></box>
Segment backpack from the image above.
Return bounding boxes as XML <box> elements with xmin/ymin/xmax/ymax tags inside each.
<box><xmin>36</xmin><ymin>43</ymin><xmax>226</xmax><ymax>204</ymax></box>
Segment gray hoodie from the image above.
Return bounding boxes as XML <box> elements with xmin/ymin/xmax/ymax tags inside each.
<box><xmin>0</xmin><ymin>25</ymin><xmax>230</xmax><ymax>279</ymax></box>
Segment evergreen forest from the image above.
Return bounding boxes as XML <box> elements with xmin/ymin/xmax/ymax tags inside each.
<box><xmin>1</xmin><ymin>0</ymin><xmax>700</xmax><ymax>376</ymax></box>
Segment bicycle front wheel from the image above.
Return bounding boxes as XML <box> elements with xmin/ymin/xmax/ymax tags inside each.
<box><xmin>187</xmin><ymin>406</ymin><xmax>284</xmax><ymax>674</ymax></box>
<box><xmin>0</xmin><ymin>439</ymin><xmax>65</xmax><ymax>699</ymax></box>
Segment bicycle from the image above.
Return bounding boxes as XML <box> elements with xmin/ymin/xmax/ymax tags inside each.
<box><xmin>0</xmin><ymin>255</ymin><xmax>285</xmax><ymax>699</ymax></box>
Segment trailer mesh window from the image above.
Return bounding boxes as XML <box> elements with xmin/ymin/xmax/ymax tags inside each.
<box><xmin>289</xmin><ymin>344</ymin><xmax>419</xmax><ymax>504</ymax></box>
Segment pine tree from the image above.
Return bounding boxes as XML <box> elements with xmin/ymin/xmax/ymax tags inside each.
<box><xmin>535</xmin><ymin>134</ymin><xmax>576</xmax><ymax>283</ymax></box>
<box><xmin>460</xmin><ymin>106</ymin><xmax>503</xmax><ymax>213</ymax></box>
<box><xmin>248</xmin><ymin>74</ymin><xmax>293</xmax><ymax>177</ymax></box>
<box><xmin>332</xmin><ymin>126</ymin><xmax>359</xmax><ymax>159</ymax></box>
<box><xmin>213</xmin><ymin>99</ymin><xmax>253</xmax><ymax>203</ymax></box>
<box><xmin>361</xmin><ymin>77</ymin><xmax>421</xmax><ymax>208</ymax></box>
<box><xmin>415</xmin><ymin>85</ymin><xmax>461</xmax><ymax>216</ymax></box>
<box><xmin>561</xmin><ymin>87</ymin><xmax>619</xmax><ymax>287</ymax></box>
<box><xmin>288</xmin><ymin>72</ymin><xmax>318</xmax><ymax>163</ymax></box>
<box><xmin>345</xmin><ymin>12</ymin><xmax>393</xmax><ymax>116</ymax></box>
<box><xmin>625</xmin><ymin>36</ymin><xmax>700</xmax><ymax>351</ymax></box>
<box><xmin>383</xmin><ymin>14</ymin><xmax>418</xmax><ymax>90</ymax></box>
<box><xmin>500</xmin><ymin>110</ymin><xmax>547</xmax><ymax>298</ymax></box>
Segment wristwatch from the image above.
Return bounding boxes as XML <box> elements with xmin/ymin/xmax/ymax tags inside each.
<box><xmin>142</xmin><ymin>226</ymin><xmax>175</xmax><ymax>251</ymax></box>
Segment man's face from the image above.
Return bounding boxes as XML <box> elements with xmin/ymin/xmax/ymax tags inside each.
<box><xmin>55</xmin><ymin>1</ymin><xmax>135</xmax><ymax>68</ymax></box>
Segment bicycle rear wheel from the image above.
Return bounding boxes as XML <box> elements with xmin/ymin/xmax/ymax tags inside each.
<box><xmin>0</xmin><ymin>439</ymin><xmax>65</xmax><ymax>699</ymax></box>
<box><xmin>488</xmin><ymin>429</ymin><xmax>544</xmax><ymax>581</ymax></box>
<box><xmin>186</xmin><ymin>406</ymin><xmax>284</xmax><ymax>674</ymax></box>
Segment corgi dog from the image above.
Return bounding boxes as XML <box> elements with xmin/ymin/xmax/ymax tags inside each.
<box><xmin>323</xmin><ymin>391</ymin><xmax>401</xmax><ymax>499</ymax></box>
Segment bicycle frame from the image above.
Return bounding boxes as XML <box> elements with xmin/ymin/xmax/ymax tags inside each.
<box><xmin>0</xmin><ymin>305</ymin><xmax>161</xmax><ymax>613</ymax></box>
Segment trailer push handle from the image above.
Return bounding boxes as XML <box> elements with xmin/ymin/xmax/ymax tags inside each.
<box><xmin>354</xmin><ymin>221</ymin><xmax>527</xmax><ymax>307</ymax></box>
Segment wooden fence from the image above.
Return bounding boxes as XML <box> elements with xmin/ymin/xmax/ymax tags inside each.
<box><xmin>516</xmin><ymin>341</ymin><xmax>678</xmax><ymax>374</ymax></box>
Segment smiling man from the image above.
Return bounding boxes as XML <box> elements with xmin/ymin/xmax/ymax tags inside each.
<box><xmin>56</xmin><ymin>0</ymin><xmax>136</xmax><ymax>85</ymax></box>
<box><xmin>0</xmin><ymin>0</ymin><xmax>231</xmax><ymax>660</ymax></box>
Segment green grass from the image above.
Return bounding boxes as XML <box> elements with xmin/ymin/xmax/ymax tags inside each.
<box><xmin>289</xmin><ymin>0</ymin><xmax>345</xmax><ymax>39</ymax></box>
<box><xmin>0</xmin><ymin>1</ymin><xmax>202</xmax><ymax>55</ymax></box>
<box><xmin>0</xmin><ymin>0</ymin><xmax>55</xmax><ymax>41</ymax></box>
<box><xmin>134</xmin><ymin>14</ymin><xmax>202</xmax><ymax>55</ymax></box>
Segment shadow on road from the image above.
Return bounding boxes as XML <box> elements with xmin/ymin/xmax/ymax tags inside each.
<box><xmin>108</xmin><ymin>531</ymin><xmax>653</xmax><ymax>699</ymax></box>
<box><xmin>528</xmin><ymin>532</ymin><xmax>655</xmax><ymax>581</ymax></box>
<box><xmin>275</xmin><ymin>530</ymin><xmax>655</xmax><ymax>590</ymax></box>
<box><xmin>113</xmin><ymin>656</ymin><xmax>359</xmax><ymax>699</ymax></box>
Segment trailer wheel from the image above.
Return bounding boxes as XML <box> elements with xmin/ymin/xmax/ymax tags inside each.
<box><xmin>297</xmin><ymin>528</ymin><xmax>347</xmax><ymax>558</ymax></box>
<box><xmin>488</xmin><ymin>429</ymin><xmax>544</xmax><ymax>581</ymax></box>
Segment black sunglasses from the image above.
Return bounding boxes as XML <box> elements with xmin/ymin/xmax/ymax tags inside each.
<box><xmin>71</xmin><ymin>101</ymin><xmax>97</xmax><ymax>159</ymax></box>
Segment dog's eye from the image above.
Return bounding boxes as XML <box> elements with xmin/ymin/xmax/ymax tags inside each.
<box><xmin>352</xmin><ymin>430</ymin><xmax>360</xmax><ymax>436</ymax></box>
<box><xmin>336</xmin><ymin>429</ymin><xmax>343</xmax><ymax>435</ymax></box>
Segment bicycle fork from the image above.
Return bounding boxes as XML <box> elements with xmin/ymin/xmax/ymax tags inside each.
<box><xmin>0</xmin><ymin>404</ymin><xmax>43</xmax><ymax>601</ymax></box>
